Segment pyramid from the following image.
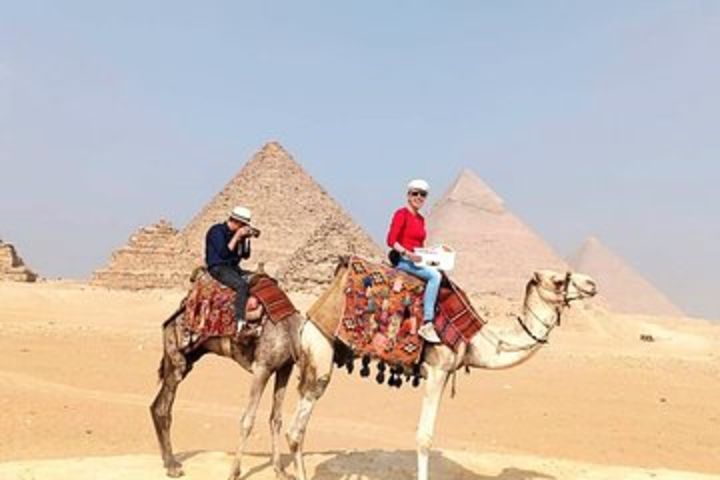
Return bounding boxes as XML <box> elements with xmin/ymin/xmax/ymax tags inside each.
<box><xmin>426</xmin><ymin>169</ymin><xmax>568</xmax><ymax>299</ymax></box>
<box><xmin>569</xmin><ymin>236</ymin><xmax>683</xmax><ymax>317</ymax></box>
<box><xmin>177</xmin><ymin>142</ymin><xmax>382</xmax><ymax>280</ymax></box>
<box><xmin>278</xmin><ymin>215</ymin><xmax>383</xmax><ymax>294</ymax></box>
<box><xmin>94</xmin><ymin>142</ymin><xmax>382</xmax><ymax>290</ymax></box>
<box><xmin>91</xmin><ymin>220</ymin><xmax>187</xmax><ymax>289</ymax></box>
<box><xmin>0</xmin><ymin>239</ymin><xmax>37</xmax><ymax>282</ymax></box>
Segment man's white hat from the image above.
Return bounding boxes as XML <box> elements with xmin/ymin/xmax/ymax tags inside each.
<box><xmin>407</xmin><ymin>179</ymin><xmax>430</xmax><ymax>192</ymax></box>
<box><xmin>230</xmin><ymin>206</ymin><xmax>252</xmax><ymax>225</ymax></box>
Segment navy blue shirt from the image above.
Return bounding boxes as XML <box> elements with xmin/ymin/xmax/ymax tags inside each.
<box><xmin>205</xmin><ymin>223</ymin><xmax>251</xmax><ymax>269</ymax></box>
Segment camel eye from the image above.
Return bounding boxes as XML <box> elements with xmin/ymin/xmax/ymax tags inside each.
<box><xmin>553</xmin><ymin>278</ymin><xmax>565</xmax><ymax>288</ymax></box>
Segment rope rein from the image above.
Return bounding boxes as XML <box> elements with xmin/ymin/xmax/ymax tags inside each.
<box><xmin>483</xmin><ymin>273</ymin><xmax>580</xmax><ymax>354</ymax></box>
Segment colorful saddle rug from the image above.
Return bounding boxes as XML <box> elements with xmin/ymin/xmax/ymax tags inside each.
<box><xmin>336</xmin><ymin>256</ymin><xmax>486</xmax><ymax>368</ymax></box>
<box><xmin>337</xmin><ymin>257</ymin><xmax>425</xmax><ymax>366</ymax></box>
<box><xmin>182</xmin><ymin>271</ymin><xmax>296</xmax><ymax>344</ymax></box>
<box><xmin>434</xmin><ymin>280</ymin><xmax>486</xmax><ymax>350</ymax></box>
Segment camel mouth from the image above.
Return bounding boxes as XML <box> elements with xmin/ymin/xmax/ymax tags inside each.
<box><xmin>578</xmin><ymin>284</ymin><xmax>598</xmax><ymax>298</ymax></box>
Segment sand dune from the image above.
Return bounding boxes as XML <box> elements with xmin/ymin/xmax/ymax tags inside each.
<box><xmin>1</xmin><ymin>280</ymin><xmax>719</xmax><ymax>479</ymax></box>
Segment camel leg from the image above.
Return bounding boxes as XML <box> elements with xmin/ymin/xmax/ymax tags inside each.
<box><xmin>227</xmin><ymin>365</ymin><xmax>273</xmax><ymax>480</ymax></box>
<box><xmin>269</xmin><ymin>362</ymin><xmax>293</xmax><ymax>479</ymax></box>
<box><xmin>416</xmin><ymin>366</ymin><xmax>449</xmax><ymax>480</ymax></box>
<box><xmin>286</xmin><ymin>324</ymin><xmax>334</xmax><ymax>480</ymax></box>
<box><xmin>150</xmin><ymin>354</ymin><xmax>191</xmax><ymax>478</ymax></box>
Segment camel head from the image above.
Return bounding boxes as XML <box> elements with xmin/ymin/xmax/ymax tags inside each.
<box><xmin>531</xmin><ymin>270</ymin><xmax>597</xmax><ymax>306</ymax></box>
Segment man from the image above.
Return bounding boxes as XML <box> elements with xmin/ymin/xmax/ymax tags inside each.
<box><xmin>205</xmin><ymin>206</ymin><xmax>256</xmax><ymax>331</ymax></box>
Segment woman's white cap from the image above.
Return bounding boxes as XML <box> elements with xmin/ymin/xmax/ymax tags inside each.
<box><xmin>230</xmin><ymin>206</ymin><xmax>252</xmax><ymax>225</ymax></box>
<box><xmin>407</xmin><ymin>179</ymin><xmax>430</xmax><ymax>192</ymax></box>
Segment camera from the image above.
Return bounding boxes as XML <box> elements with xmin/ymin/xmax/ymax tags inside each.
<box><xmin>248</xmin><ymin>227</ymin><xmax>261</xmax><ymax>238</ymax></box>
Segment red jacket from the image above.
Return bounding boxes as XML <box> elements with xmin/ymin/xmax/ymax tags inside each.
<box><xmin>386</xmin><ymin>207</ymin><xmax>426</xmax><ymax>253</ymax></box>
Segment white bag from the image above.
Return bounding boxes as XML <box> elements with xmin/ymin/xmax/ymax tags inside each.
<box><xmin>414</xmin><ymin>245</ymin><xmax>455</xmax><ymax>271</ymax></box>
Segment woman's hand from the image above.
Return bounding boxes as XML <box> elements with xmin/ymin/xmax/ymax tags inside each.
<box><xmin>406</xmin><ymin>252</ymin><xmax>423</xmax><ymax>263</ymax></box>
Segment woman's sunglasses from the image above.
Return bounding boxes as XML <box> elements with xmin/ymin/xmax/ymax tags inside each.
<box><xmin>409</xmin><ymin>190</ymin><xmax>428</xmax><ymax>198</ymax></box>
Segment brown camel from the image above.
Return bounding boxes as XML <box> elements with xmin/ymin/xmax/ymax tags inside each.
<box><xmin>150</xmin><ymin>296</ymin><xmax>303</xmax><ymax>480</ymax></box>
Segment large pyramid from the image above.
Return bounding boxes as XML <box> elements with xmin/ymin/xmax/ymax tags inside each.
<box><xmin>93</xmin><ymin>142</ymin><xmax>382</xmax><ymax>291</ymax></box>
<box><xmin>569</xmin><ymin>236</ymin><xmax>683</xmax><ymax>317</ymax></box>
<box><xmin>0</xmin><ymin>239</ymin><xmax>37</xmax><ymax>282</ymax></box>
<box><xmin>426</xmin><ymin>169</ymin><xmax>568</xmax><ymax>299</ymax></box>
<box><xmin>177</xmin><ymin>142</ymin><xmax>382</xmax><ymax>279</ymax></box>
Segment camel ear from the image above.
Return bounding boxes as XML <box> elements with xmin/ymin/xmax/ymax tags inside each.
<box><xmin>533</xmin><ymin>271</ymin><xmax>543</xmax><ymax>284</ymax></box>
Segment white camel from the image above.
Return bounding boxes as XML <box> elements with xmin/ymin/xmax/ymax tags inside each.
<box><xmin>285</xmin><ymin>261</ymin><xmax>597</xmax><ymax>480</ymax></box>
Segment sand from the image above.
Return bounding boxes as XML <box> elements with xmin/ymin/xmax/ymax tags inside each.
<box><xmin>0</xmin><ymin>280</ymin><xmax>719</xmax><ymax>479</ymax></box>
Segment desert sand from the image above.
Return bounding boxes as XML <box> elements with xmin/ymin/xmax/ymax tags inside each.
<box><xmin>1</xmin><ymin>280</ymin><xmax>719</xmax><ymax>479</ymax></box>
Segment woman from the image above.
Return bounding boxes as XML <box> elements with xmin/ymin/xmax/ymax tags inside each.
<box><xmin>386</xmin><ymin>179</ymin><xmax>441</xmax><ymax>343</ymax></box>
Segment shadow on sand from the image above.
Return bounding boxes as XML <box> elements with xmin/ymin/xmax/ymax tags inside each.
<box><xmin>311</xmin><ymin>449</ymin><xmax>556</xmax><ymax>480</ymax></box>
<box><xmin>174</xmin><ymin>449</ymin><xmax>555</xmax><ymax>480</ymax></box>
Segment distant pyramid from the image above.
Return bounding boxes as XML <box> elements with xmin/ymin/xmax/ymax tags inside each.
<box><xmin>92</xmin><ymin>219</ymin><xmax>186</xmax><ymax>289</ymax></box>
<box><xmin>426</xmin><ymin>169</ymin><xmax>567</xmax><ymax>299</ymax></box>
<box><xmin>569</xmin><ymin>236</ymin><xmax>683</xmax><ymax>317</ymax></box>
<box><xmin>278</xmin><ymin>215</ymin><xmax>383</xmax><ymax>294</ymax></box>
<box><xmin>0</xmin><ymin>239</ymin><xmax>37</xmax><ymax>282</ymax></box>
<box><xmin>94</xmin><ymin>141</ymin><xmax>382</xmax><ymax>290</ymax></box>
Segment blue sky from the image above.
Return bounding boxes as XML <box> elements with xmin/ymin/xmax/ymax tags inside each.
<box><xmin>1</xmin><ymin>1</ymin><xmax>718</xmax><ymax>318</ymax></box>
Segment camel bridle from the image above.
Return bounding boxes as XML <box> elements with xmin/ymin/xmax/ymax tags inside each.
<box><xmin>516</xmin><ymin>272</ymin><xmax>589</xmax><ymax>345</ymax></box>
<box><xmin>476</xmin><ymin>271</ymin><xmax>596</xmax><ymax>356</ymax></box>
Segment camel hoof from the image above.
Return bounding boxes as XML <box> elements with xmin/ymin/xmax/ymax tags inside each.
<box><xmin>226</xmin><ymin>465</ymin><xmax>242</xmax><ymax>480</ymax></box>
<box><xmin>166</xmin><ymin>465</ymin><xmax>184</xmax><ymax>478</ymax></box>
<box><xmin>275</xmin><ymin>468</ymin><xmax>293</xmax><ymax>480</ymax></box>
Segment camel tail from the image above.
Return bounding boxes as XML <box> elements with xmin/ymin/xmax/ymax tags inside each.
<box><xmin>296</xmin><ymin>327</ymin><xmax>315</xmax><ymax>396</ymax></box>
<box><xmin>297</xmin><ymin>353</ymin><xmax>313</xmax><ymax>396</ymax></box>
<box><xmin>296</xmin><ymin>344</ymin><xmax>309</xmax><ymax>394</ymax></box>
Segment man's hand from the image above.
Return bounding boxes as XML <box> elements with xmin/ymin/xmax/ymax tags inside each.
<box><xmin>235</xmin><ymin>226</ymin><xmax>253</xmax><ymax>238</ymax></box>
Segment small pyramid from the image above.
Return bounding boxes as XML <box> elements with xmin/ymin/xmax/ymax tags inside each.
<box><xmin>92</xmin><ymin>219</ymin><xmax>186</xmax><ymax>289</ymax></box>
<box><xmin>0</xmin><ymin>239</ymin><xmax>37</xmax><ymax>282</ymax></box>
<box><xmin>427</xmin><ymin>169</ymin><xmax>568</xmax><ymax>299</ymax></box>
<box><xmin>278</xmin><ymin>215</ymin><xmax>383</xmax><ymax>294</ymax></box>
<box><xmin>177</xmin><ymin>142</ymin><xmax>382</xmax><ymax>280</ymax></box>
<box><xmin>569</xmin><ymin>236</ymin><xmax>683</xmax><ymax>317</ymax></box>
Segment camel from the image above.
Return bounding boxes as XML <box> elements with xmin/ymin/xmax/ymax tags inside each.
<box><xmin>150</xmin><ymin>289</ymin><xmax>303</xmax><ymax>480</ymax></box>
<box><xmin>285</xmin><ymin>261</ymin><xmax>597</xmax><ymax>480</ymax></box>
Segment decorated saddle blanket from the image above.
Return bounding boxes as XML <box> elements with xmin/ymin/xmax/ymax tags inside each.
<box><xmin>337</xmin><ymin>257</ymin><xmax>426</xmax><ymax>366</ymax></box>
<box><xmin>180</xmin><ymin>271</ymin><xmax>296</xmax><ymax>344</ymax></box>
<box><xmin>434</xmin><ymin>280</ymin><xmax>486</xmax><ymax>350</ymax></box>
<box><xmin>335</xmin><ymin>256</ymin><xmax>486</xmax><ymax>368</ymax></box>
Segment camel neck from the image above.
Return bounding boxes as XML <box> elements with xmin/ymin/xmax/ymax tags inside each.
<box><xmin>464</xmin><ymin>287</ymin><xmax>559</xmax><ymax>370</ymax></box>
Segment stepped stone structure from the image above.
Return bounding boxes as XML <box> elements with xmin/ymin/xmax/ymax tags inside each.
<box><xmin>427</xmin><ymin>169</ymin><xmax>568</xmax><ymax>299</ymax></box>
<box><xmin>177</xmin><ymin>142</ymin><xmax>382</xmax><ymax>284</ymax></box>
<box><xmin>0</xmin><ymin>239</ymin><xmax>37</xmax><ymax>282</ymax></box>
<box><xmin>91</xmin><ymin>220</ymin><xmax>187</xmax><ymax>289</ymax></box>
<box><xmin>569</xmin><ymin>236</ymin><xmax>683</xmax><ymax>317</ymax></box>
<box><xmin>93</xmin><ymin>142</ymin><xmax>382</xmax><ymax>291</ymax></box>
<box><xmin>278</xmin><ymin>215</ymin><xmax>383</xmax><ymax>294</ymax></box>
